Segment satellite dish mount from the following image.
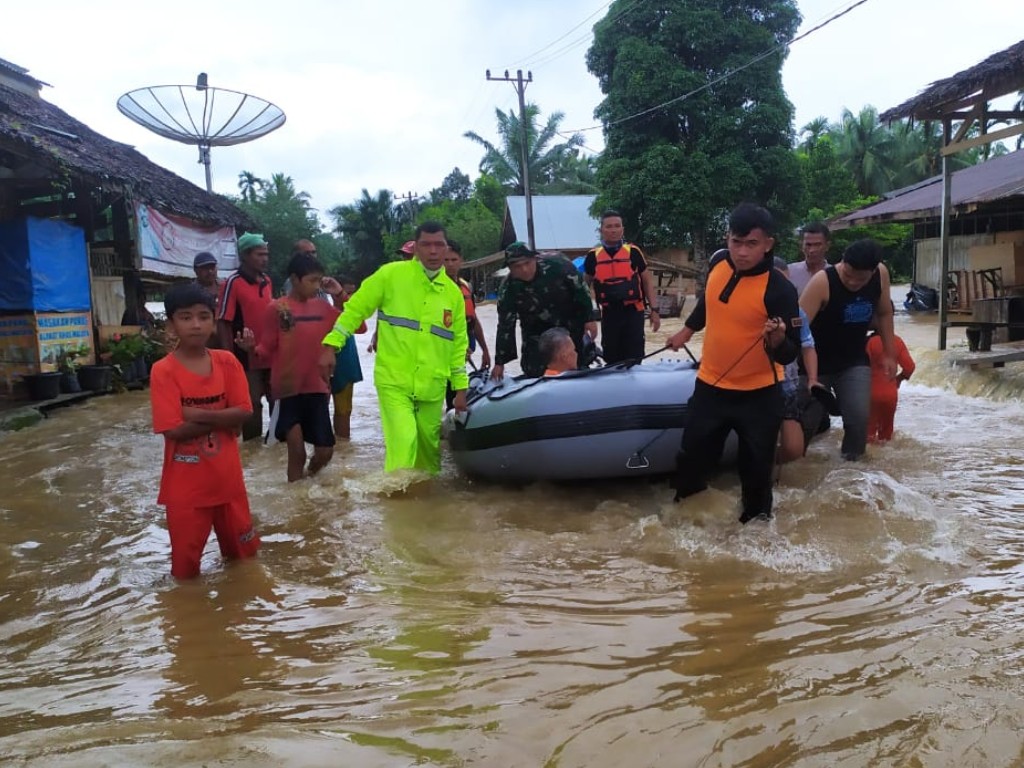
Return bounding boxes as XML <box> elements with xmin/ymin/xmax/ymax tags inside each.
<box><xmin>117</xmin><ymin>73</ymin><xmax>286</xmax><ymax>193</ymax></box>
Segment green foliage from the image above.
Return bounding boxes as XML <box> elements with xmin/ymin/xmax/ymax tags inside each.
<box><xmin>234</xmin><ymin>171</ymin><xmax>321</xmax><ymax>288</ymax></box>
<box><xmin>417</xmin><ymin>198</ymin><xmax>503</xmax><ymax>261</ymax></box>
<box><xmin>429</xmin><ymin>167</ymin><xmax>473</xmax><ymax>205</ymax></box>
<box><xmin>587</xmin><ymin>0</ymin><xmax>804</xmax><ymax>270</ymax></box>
<box><xmin>56</xmin><ymin>344</ymin><xmax>90</xmax><ymax>373</ymax></box>
<box><xmin>472</xmin><ymin>173</ymin><xmax>507</xmax><ymax>219</ymax></box>
<box><xmin>103</xmin><ymin>333</ymin><xmax>147</xmax><ymax>367</ymax></box>
<box><xmin>464</xmin><ymin>104</ymin><xmax>594</xmax><ymax>195</ymax></box>
<box><xmin>805</xmin><ymin>198</ymin><xmax>914</xmax><ymax>282</ymax></box>
<box><xmin>329</xmin><ymin>189</ymin><xmax>401</xmax><ymax>281</ymax></box>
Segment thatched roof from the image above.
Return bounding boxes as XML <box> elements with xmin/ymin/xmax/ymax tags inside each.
<box><xmin>881</xmin><ymin>39</ymin><xmax>1024</xmax><ymax>122</ymax></box>
<box><xmin>0</xmin><ymin>82</ymin><xmax>250</xmax><ymax>227</ymax></box>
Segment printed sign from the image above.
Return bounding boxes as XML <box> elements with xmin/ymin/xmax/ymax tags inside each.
<box><xmin>136</xmin><ymin>204</ymin><xmax>238</xmax><ymax>278</ymax></box>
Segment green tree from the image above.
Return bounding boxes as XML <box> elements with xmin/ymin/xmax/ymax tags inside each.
<box><xmin>796</xmin><ymin>131</ymin><xmax>858</xmax><ymax>224</ymax></box>
<box><xmin>429</xmin><ymin>167</ymin><xmax>473</xmax><ymax>205</ymax></box>
<box><xmin>587</xmin><ymin>0</ymin><xmax>804</xmax><ymax>281</ymax></box>
<box><xmin>237</xmin><ymin>170</ymin><xmax>265</xmax><ymax>203</ymax></box>
<box><xmin>831</xmin><ymin>106</ymin><xmax>900</xmax><ymax>196</ymax></box>
<box><xmin>329</xmin><ymin>189</ymin><xmax>401</xmax><ymax>280</ymax></box>
<box><xmin>235</xmin><ymin>172</ymin><xmax>319</xmax><ymax>287</ymax></box>
<box><xmin>472</xmin><ymin>173</ymin><xmax>507</xmax><ymax>219</ymax></box>
<box><xmin>416</xmin><ymin>198</ymin><xmax>503</xmax><ymax>262</ymax></box>
<box><xmin>464</xmin><ymin>104</ymin><xmax>587</xmax><ymax>194</ymax></box>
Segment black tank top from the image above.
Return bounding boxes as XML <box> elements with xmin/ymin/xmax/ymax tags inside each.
<box><xmin>811</xmin><ymin>266</ymin><xmax>881</xmax><ymax>374</ymax></box>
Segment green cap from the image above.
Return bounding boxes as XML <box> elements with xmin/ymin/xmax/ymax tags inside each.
<box><xmin>237</xmin><ymin>232</ymin><xmax>268</xmax><ymax>253</ymax></box>
<box><xmin>504</xmin><ymin>241</ymin><xmax>538</xmax><ymax>265</ymax></box>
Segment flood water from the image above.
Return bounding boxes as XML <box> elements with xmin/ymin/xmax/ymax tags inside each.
<box><xmin>1</xmin><ymin>298</ymin><xmax>1024</xmax><ymax>767</ymax></box>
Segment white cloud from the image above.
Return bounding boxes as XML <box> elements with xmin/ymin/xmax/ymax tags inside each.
<box><xmin>5</xmin><ymin>0</ymin><xmax>1020</xmax><ymax>223</ymax></box>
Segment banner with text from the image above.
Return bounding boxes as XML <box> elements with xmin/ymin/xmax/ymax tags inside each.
<box><xmin>135</xmin><ymin>204</ymin><xmax>238</xmax><ymax>278</ymax></box>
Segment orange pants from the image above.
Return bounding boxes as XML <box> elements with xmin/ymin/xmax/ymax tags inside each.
<box><xmin>867</xmin><ymin>391</ymin><xmax>898</xmax><ymax>443</ymax></box>
<box><xmin>165</xmin><ymin>496</ymin><xmax>260</xmax><ymax>579</ymax></box>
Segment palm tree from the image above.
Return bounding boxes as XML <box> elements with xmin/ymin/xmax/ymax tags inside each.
<box><xmin>237</xmin><ymin>170</ymin><xmax>266</xmax><ymax>203</ymax></box>
<box><xmin>799</xmin><ymin>116</ymin><xmax>831</xmax><ymax>151</ymax></box>
<box><xmin>833</xmin><ymin>106</ymin><xmax>899</xmax><ymax>197</ymax></box>
<box><xmin>263</xmin><ymin>173</ymin><xmax>311</xmax><ymax>208</ymax></box>
<box><xmin>329</xmin><ymin>189</ymin><xmax>400</xmax><ymax>279</ymax></box>
<box><xmin>464</xmin><ymin>104</ymin><xmax>585</xmax><ymax>194</ymax></box>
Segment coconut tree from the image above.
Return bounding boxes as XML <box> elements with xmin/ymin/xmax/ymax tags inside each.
<box><xmin>329</xmin><ymin>189</ymin><xmax>401</xmax><ymax>279</ymax></box>
<box><xmin>799</xmin><ymin>116</ymin><xmax>831</xmax><ymax>151</ymax></box>
<box><xmin>237</xmin><ymin>170</ymin><xmax>266</xmax><ymax>203</ymax></box>
<box><xmin>464</xmin><ymin>104</ymin><xmax>585</xmax><ymax>194</ymax></box>
<box><xmin>833</xmin><ymin>106</ymin><xmax>900</xmax><ymax>197</ymax></box>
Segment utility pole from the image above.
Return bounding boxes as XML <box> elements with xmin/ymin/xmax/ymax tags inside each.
<box><xmin>394</xmin><ymin>190</ymin><xmax>419</xmax><ymax>223</ymax></box>
<box><xmin>486</xmin><ymin>69</ymin><xmax>535</xmax><ymax>251</ymax></box>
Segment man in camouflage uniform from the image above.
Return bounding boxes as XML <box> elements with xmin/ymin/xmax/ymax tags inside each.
<box><xmin>491</xmin><ymin>242</ymin><xmax>598</xmax><ymax>380</ymax></box>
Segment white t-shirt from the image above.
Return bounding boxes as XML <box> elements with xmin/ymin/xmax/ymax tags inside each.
<box><xmin>787</xmin><ymin>260</ymin><xmax>824</xmax><ymax>295</ymax></box>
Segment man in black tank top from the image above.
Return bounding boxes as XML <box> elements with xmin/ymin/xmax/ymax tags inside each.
<box><xmin>799</xmin><ymin>239</ymin><xmax>896</xmax><ymax>460</ymax></box>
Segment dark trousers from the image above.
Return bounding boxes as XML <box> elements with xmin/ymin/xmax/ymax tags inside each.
<box><xmin>674</xmin><ymin>379</ymin><xmax>783</xmax><ymax>521</ymax></box>
<box><xmin>601</xmin><ymin>306</ymin><xmax>645</xmax><ymax>364</ymax></box>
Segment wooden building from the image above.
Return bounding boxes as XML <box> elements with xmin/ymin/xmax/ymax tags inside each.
<box><xmin>0</xmin><ymin>58</ymin><xmax>250</xmax><ymax>394</ymax></box>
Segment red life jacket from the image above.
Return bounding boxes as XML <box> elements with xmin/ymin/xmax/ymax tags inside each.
<box><xmin>593</xmin><ymin>244</ymin><xmax>644</xmax><ymax>310</ymax></box>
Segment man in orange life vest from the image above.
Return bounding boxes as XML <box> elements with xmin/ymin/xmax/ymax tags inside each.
<box><xmin>667</xmin><ymin>203</ymin><xmax>802</xmax><ymax>524</ymax></box>
<box><xmin>583</xmin><ymin>209</ymin><xmax>660</xmax><ymax>364</ymax></box>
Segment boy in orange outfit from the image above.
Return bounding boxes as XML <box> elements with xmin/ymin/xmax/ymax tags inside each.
<box><xmin>150</xmin><ymin>283</ymin><xmax>260</xmax><ymax>579</ymax></box>
<box><xmin>866</xmin><ymin>330</ymin><xmax>915</xmax><ymax>442</ymax></box>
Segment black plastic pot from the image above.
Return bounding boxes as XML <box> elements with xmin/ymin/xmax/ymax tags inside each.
<box><xmin>59</xmin><ymin>371</ymin><xmax>82</xmax><ymax>393</ymax></box>
<box><xmin>23</xmin><ymin>372</ymin><xmax>62</xmax><ymax>401</ymax></box>
<box><xmin>77</xmin><ymin>364</ymin><xmax>114</xmax><ymax>392</ymax></box>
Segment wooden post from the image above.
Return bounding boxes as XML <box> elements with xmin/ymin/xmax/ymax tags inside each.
<box><xmin>938</xmin><ymin>119</ymin><xmax>953</xmax><ymax>351</ymax></box>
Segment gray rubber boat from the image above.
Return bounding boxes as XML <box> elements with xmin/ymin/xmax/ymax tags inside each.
<box><xmin>446</xmin><ymin>360</ymin><xmax>700</xmax><ymax>482</ymax></box>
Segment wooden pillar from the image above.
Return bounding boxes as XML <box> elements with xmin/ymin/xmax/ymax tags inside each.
<box><xmin>938</xmin><ymin>119</ymin><xmax>953</xmax><ymax>351</ymax></box>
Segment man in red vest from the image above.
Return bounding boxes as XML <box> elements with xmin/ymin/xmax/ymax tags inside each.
<box><xmin>583</xmin><ymin>210</ymin><xmax>660</xmax><ymax>364</ymax></box>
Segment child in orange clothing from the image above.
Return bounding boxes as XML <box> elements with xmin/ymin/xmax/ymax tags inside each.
<box><xmin>150</xmin><ymin>283</ymin><xmax>259</xmax><ymax>579</ymax></box>
<box><xmin>866</xmin><ymin>331</ymin><xmax>915</xmax><ymax>442</ymax></box>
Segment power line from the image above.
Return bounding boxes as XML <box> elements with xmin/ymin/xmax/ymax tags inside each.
<box><xmin>563</xmin><ymin>0</ymin><xmax>871</xmax><ymax>133</ymax></box>
<box><xmin>527</xmin><ymin>0</ymin><xmax>646</xmax><ymax>70</ymax></box>
<box><xmin>503</xmin><ymin>1</ymin><xmax>614</xmax><ymax>68</ymax></box>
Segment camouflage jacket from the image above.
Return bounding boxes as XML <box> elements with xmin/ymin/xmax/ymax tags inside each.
<box><xmin>495</xmin><ymin>257</ymin><xmax>595</xmax><ymax>376</ymax></box>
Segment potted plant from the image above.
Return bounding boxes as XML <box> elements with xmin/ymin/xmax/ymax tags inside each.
<box><xmin>103</xmin><ymin>332</ymin><xmax>148</xmax><ymax>385</ymax></box>
<box><xmin>21</xmin><ymin>370</ymin><xmax>62</xmax><ymax>401</ymax></box>
<box><xmin>56</xmin><ymin>344</ymin><xmax>89</xmax><ymax>393</ymax></box>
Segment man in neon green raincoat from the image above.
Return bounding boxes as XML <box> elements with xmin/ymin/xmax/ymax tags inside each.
<box><xmin>319</xmin><ymin>221</ymin><xmax>469</xmax><ymax>473</ymax></box>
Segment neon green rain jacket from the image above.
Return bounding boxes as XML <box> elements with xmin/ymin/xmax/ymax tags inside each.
<box><xmin>322</xmin><ymin>259</ymin><xmax>469</xmax><ymax>400</ymax></box>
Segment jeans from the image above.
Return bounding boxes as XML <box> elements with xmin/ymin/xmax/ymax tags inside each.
<box><xmin>819</xmin><ymin>365</ymin><xmax>871</xmax><ymax>459</ymax></box>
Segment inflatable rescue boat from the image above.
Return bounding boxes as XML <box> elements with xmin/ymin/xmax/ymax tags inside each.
<box><xmin>446</xmin><ymin>361</ymin><xmax>702</xmax><ymax>482</ymax></box>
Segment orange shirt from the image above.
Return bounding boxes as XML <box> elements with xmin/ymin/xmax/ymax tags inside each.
<box><xmin>867</xmin><ymin>333</ymin><xmax>915</xmax><ymax>400</ymax></box>
<box><xmin>217</xmin><ymin>271</ymin><xmax>274</xmax><ymax>370</ymax></box>
<box><xmin>257</xmin><ymin>296</ymin><xmax>340</xmax><ymax>399</ymax></box>
<box><xmin>693</xmin><ymin>255</ymin><xmax>797</xmax><ymax>391</ymax></box>
<box><xmin>150</xmin><ymin>350</ymin><xmax>252</xmax><ymax>507</ymax></box>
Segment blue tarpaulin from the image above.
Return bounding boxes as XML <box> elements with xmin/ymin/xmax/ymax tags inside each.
<box><xmin>0</xmin><ymin>217</ymin><xmax>90</xmax><ymax>311</ymax></box>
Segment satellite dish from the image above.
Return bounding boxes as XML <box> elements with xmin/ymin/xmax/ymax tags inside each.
<box><xmin>117</xmin><ymin>74</ymin><xmax>286</xmax><ymax>192</ymax></box>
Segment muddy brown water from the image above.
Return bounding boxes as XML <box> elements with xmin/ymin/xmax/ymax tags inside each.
<box><xmin>1</xmin><ymin>296</ymin><xmax>1023</xmax><ymax>767</ymax></box>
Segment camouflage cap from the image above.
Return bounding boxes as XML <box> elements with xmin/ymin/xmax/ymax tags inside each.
<box><xmin>504</xmin><ymin>241</ymin><xmax>538</xmax><ymax>265</ymax></box>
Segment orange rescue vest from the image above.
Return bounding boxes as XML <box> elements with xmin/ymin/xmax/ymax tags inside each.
<box><xmin>593</xmin><ymin>244</ymin><xmax>644</xmax><ymax>310</ymax></box>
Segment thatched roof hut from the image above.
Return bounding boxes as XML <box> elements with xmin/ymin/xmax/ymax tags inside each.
<box><xmin>0</xmin><ymin>80</ymin><xmax>249</xmax><ymax>227</ymax></box>
<box><xmin>881</xmin><ymin>39</ymin><xmax>1024</xmax><ymax>123</ymax></box>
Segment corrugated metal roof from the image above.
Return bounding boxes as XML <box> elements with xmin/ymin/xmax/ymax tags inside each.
<box><xmin>836</xmin><ymin>150</ymin><xmax>1024</xmax><ymax>227</ymax></box>
<box><xmin>505</xmin><ymin>195</ymin><xmax>599</xmax><ymax>249</ymax></box>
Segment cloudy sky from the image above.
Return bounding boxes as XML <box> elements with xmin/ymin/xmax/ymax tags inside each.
<box><xmin>4</xmin><ymin>0</ymin><xmax>1020</xmax><ymax>225</ymax></box>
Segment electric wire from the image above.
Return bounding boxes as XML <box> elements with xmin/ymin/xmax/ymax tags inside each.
<box><xmin>563</xmin><ymin>0</ymin><xmax>871</xmax><ymax>133</ymax></box>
